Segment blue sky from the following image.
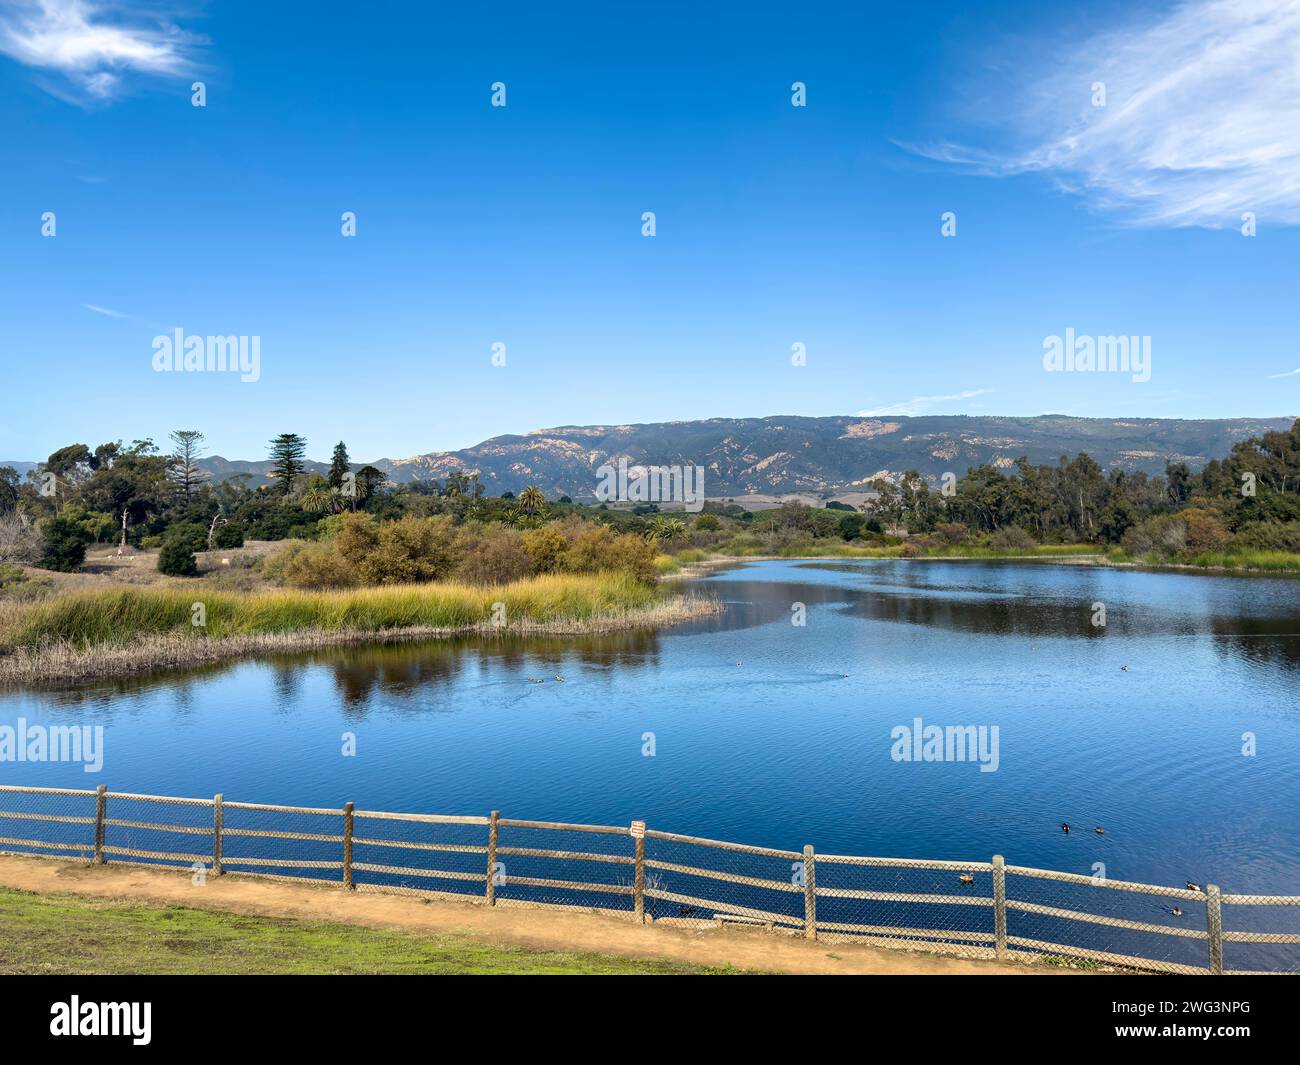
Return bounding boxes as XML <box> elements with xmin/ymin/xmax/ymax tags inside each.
<box><xmin>2</xmin><ymin>0</ymin><xmax>1297</xmax><ymax>464</ymax></box>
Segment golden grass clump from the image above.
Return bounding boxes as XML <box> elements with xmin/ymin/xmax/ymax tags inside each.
<box><xmin>0</xmin><ymin>572</ymin><xmax>662</xmax><ymax>652</ymax></box>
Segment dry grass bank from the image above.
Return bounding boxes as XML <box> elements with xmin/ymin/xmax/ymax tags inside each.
<box><xmin>0</xmin><ymin>574</ymin><xmax>719</xmax><ymax>686</ymax></box>
<box><xmin>0</xmin><ymin>855</ymin><xmax>1062</xmax><ymax>976</ymax></box>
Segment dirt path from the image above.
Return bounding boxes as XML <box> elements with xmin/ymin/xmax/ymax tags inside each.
<box><xmin>0</xmin><ymin>855</ymin><xmax>1073</xmax><ymax>975</ymax></box>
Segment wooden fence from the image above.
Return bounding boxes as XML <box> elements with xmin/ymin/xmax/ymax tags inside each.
<box><xmin>1</xmin><ymin>784</ymin><xmax>1297</xmax><ymax>975</ymax></box>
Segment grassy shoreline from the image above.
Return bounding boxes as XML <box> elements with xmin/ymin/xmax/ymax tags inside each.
<box><xmin>0</xmin><ymin>884</ymin><xmax>732</xmax><ymax>975</ymax></box>
<box><xmin>5</xmin><ymin>542</ymin><xmax>1294</xmax><ymax>686</ymax></box>
<box><xmin>656</xmin><ymin>544</ymin><xmax>1300</xmax><ymax>576</ymax></box>
<box><xmin>0</xmin><ymin>574</ymin><xmax>719</xmax><ymax>686</ymax></box>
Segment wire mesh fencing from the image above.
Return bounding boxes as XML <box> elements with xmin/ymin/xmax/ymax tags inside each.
<box><xmin>812</xmin><ymin>855</ymin><xmax>997</xmax><ymax>958</ymax></box>
<box><xmin>1</xmin><ymin>783</ymin><xmax>1297</xmax><ymax>973</ymax></box>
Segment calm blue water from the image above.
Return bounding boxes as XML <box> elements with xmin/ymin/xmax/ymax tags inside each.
<box><xmin>3</xmin><ymin>559</ymin><xmax>1299</xmax><ymax>899</ymax></box>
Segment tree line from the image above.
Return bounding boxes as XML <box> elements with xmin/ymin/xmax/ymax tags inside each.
<box><xmin>1</xmin><ymin>418</ymin><xmax>1297</xmax><ymax>576</ymax></box>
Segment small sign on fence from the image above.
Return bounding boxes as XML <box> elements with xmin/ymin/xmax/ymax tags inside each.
<box><xmin>630</xmin><ymin>820</ymin><xmax>646</xmax><ymax>839</ymax></box>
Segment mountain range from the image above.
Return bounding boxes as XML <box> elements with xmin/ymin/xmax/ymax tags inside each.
<box><xmin>176</xmin><ymin>413</ymin><xmax>1296</xmax><ymax>500</ymax></box>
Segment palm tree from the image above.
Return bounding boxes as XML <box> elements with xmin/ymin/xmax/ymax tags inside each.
<box><xmin>517</xmin><ymin>485</ymin><xmax>546</xmax><ymax>518</ymax></box>
<box><xmin>300</xmin><ymin>482</ymin><xmax>336</xmax><ymax>514</ymax></box>
<box><xmin>648</xmin><ymin>516</ymin><xmax>687</xmax><ymax>544</ymax></box>
<box><xmin>443</xmin><ymin>470</ymin><xmax>470</xmax><ymax>499</ymax></box>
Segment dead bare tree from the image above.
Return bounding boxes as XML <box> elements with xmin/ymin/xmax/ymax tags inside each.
<box><xmin>0</xmin><ymin>510</ymin><xmax>43</xmax><ymax>564</ymax></box>
<box><xmin>207</xmin><ymin>507</ymin><xmax>228</xmax><ymax>550</ymax></box>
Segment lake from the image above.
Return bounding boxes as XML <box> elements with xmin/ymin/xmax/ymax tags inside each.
<box><xmin>3</xmin><ymin>558</ymin><xmax>1299</xmax><ymax>902</ymax></box>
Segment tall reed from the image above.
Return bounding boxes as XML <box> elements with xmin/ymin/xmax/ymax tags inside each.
<box><xmin>0</xmin><ymin>572</ymin><xmax>661</xmax><ymax>651</ymax></box>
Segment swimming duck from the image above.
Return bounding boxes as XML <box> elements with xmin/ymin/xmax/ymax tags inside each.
<box><xmin>1121</xmin><ymin>665</ymin><xmax>1129</xmax><ymax>672</ymax></box>
<box><xmin>1061</xmin><ymin>822</ymin><xmax>1072</xmax><ymax>834</ymax></box>
<box><xmin>1186</xmin><ymin>881</ymin><xmax>1201</xmax><ymax>892</ymax></box>
<box><xmin>958</xmin><ymin>873</ymin><xmax>974</xmax><ymax>886</ymax></box>
<box><xmin>1094</xmin><ymin>826</ymin><xmax>1104</xmax><ymax>835</ymax></box>
<box><xmin>555</xmin><ymin>675</ymin><xmax>564</xmax><ymax>683</ymax></box>
<box><xmin>1170</xmin><ymin>906</ymin><xmax>1184</xmax><ymax>918</ymax></box>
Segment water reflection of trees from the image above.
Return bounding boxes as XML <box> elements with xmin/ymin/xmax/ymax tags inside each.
<box><xmin>326</xmin><ymin>629</ymin><xmax>667</xmax><ymax>708</ymax></box>
<box><xmin>1213</xmin><ymin>632</ymin><xmax>1300</xmax><ymax>673</ymax></box>
<box><xmin>22</xmin><ymin>567</ymin><xmax>1300</xmax><ymax>713</ymax></box>
<box><xmin>719</xmin><ymin>575</ymin><xmax>1300</xmax><ymax>674</ymax></box>
<box><xmin>21</xmin><ymin>628</ymin><xmax>670</xmax><ymax>711</ymax></box>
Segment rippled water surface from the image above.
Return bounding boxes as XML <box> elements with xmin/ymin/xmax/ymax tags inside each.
<box><xmin>4</xmin><ymin>559</ymin><xmax>1299</xmax><ymax>895</ymax></box>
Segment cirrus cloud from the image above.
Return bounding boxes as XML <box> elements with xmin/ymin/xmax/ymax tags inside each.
<box><xmin>911</xmin><ymin>0</ymin><xmax>1300</xmax><ymax>229</ymax></box>
<box><xmin>858</xmin><ymin>389</ymin><xmax>994</xmax><ymax>417</ymax></box>
<box><xmin>0</xmin><ymin>0</ymin><xmax>206</xmax><ymax>104</ymax></box>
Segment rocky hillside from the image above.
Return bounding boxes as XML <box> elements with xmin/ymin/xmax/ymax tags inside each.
<box><xmin>191</xmin><ymin>414</ymin><xmax>1294</xmax><ymax>498</ymax></box>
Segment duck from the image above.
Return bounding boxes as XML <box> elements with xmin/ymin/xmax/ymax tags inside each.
<box><xmin>958</xmin><ymin>873</ymin><xmax>974</xmax><ymax>886</ymax></box>
<box><xmin>1094</xmin><ymin>826</ymin><xmax>1105</xmax><ymax>835</ymax></box>
<box><xmin>1061</xmin><ymin>822</ymin><xmax>1072</xmax><ymax>834</ymax></box>
<box><xmin>1186</xmin><ymin>881</ymin><xmax>1202</xmax><ymax>893</ymax></box>
<box><xmin>1170</xmin><ymin>906</ymin><xmax>1184</xmax><ymax>918</ymax></box>
<box><xmin>1121</xmin><ymin>665</ymin><xmax>1129</xmax><ymax>672</ymax></box>
<box><xmin>554</xmin><ymin>675</ymin><xmax>565</xmax><ymax>683</ymax></box>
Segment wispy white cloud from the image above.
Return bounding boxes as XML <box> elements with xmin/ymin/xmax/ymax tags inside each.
<box><xmin>0</xmin><ymin>1</ymin><xmax>205</xmax><ymax>104</ymax></box>
<box><xmin>1266</xmin><ymin>367</ymin><xmax>1300</xmax><ymax>379</ymax></box>
<box><xmin>911</xmin><ymin>0</ymin><xmax>1300</xmax><ymax>228</ymax></box>
<box><xmin>858</xmin><ymin>389</ymin><xmax>993</xmax><ymax>417</ymax></box>
<box><xmin>83</xmin><ymin>302</ymin><xmax>126</xmax><ymax>317</ymax></box>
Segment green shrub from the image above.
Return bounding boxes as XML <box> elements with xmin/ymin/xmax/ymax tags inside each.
<box><xmin>158</xmin><ymin>522</ymin><xmax>207</xmax><ymax>577</ymax></box>
<box><xmin>315</xmin><ymin>514</ymin><xmax>348</xmax><ymax>540</ymax></box>
<box><xmin>158</xmin><ymin>539</ymin><xmax>198</xmax><ymax>577</ymax></box>
<box><xmin>211</xmin><ymin>522</ymin><xmax>246</xmax><ymax>550</ymax></box>
<box><xmin>988</xmin><ymin>526</ymin><xmax>1037</xmax><ymax>552</ymax></box>
<box><xmin>563</xmin><ymin>526</ymin><xmax>657</xmax><ymax>583</ymax></box>
<box><xmin>934</xmin><ymin>522</ymin><xmax>970</xmax><ymax>546</ymax></box>
<box><xmin>362</xmin><ymin>516</ymin><xmax>459</xmax><ymax>584</ymax></box>
<box><xmin>1229</xmin><ymin>521</ymin><xmax>1300</xmax><ymax>553</ymax></box>
<box><xmin>521</xmin><ymin>525</ymin><xmax>567</xmax><ymax>574</ymax></box>
<box><xmin>455</xmin><ymin>528</ymin><xmax>532</xmax><ymax>585</ymax></box>
<box><xmin>335</xmin><ymin>512</ymin><xmax>381</xmax><ymax>564</ymax></box>
<box><xmin>264</xmin><ymin>540</ymin><xmax>357</xmax><ymax>589</ymax></box>
<box><xmin>1181</xmin><ymin>508</ymin><xmax>1231</xmax><ymax>553</ymax></box>
<box><xmin>38</xmin><ymin>513</ymin><xmax>92</xmax><ymax>572</ymax></box>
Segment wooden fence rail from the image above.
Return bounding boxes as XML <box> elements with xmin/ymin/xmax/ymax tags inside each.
<box><xmin>0</xmin><ymin>784</ymin><xmax>1297</xmax><ymax>975</ymax></box>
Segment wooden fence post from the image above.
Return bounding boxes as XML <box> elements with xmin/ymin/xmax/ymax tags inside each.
<box><xmin>803</xmin><ymin>844</ymin><xmax>817</xmax><ymax>940</ymax></box>
<box><xmin>212</xmin><ymin>794</ymin><xmax>224</xmax><ymax>876</ymax></box>
<box><xmin>633</xmin><ymin>831</ymin><xmax>646</xmax><ymax>923</ymax></box>
<box><xmin>485</xmin><ymin>810</ymin><xmax>500</xmax><ymax>905</ymax></box>
<box><xmin>342</xmin><ymin>802</ymin><xmax>354</xmax><ymax>890</ymax></box>
<box><xmin>992</xmin><ymin>854</ymin><xmax>1008</xmax><ymax>959</ymax></box>
<box><xmin>93</xmin><ymin>784</ymin><xmax>107</xmax><ymax>864</ymax></box>
<box><xmin>1206</xmin><ymin>884</ymin><xmax>1223</xmax><ymax>974</ymax></box>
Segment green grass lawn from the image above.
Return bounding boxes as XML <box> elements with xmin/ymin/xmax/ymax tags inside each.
<box><xmin>0</xmin><ymin>886</ymin><xmax>736</xmax><ymax>975</ymax></box>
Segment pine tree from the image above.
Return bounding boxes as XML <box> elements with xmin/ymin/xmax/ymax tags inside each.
<box><xmin>168</xmin><ymin>430</ymin><xmax>207</xmax><ymax>501</ymax></box>
<box><xmin>328</xmin><ymin>441</ymin><xmax>350</xmax><ymax>490</ymax></box>
<box><xmin>268</xmin><ymin>433</ymin><xmax>307</xmax><ymax>496</ymax></box>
